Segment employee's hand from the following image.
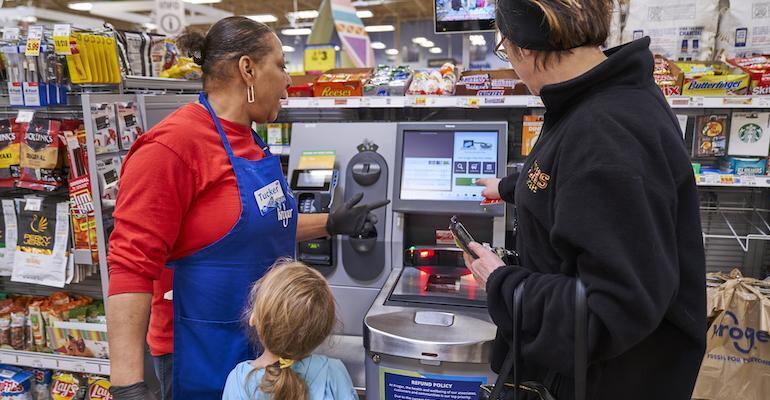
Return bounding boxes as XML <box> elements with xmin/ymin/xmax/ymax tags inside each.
<box><xmin>326</xmin><ymin>193</ymin><xmax>390</xmax><ymax>237</ymax></box>
<box><xmin>476</xmin><ymin>178</ymin><xmax>502</xmax><ymax>200</ymax></box>
<box><xmin>463</xmin><ymin>242</ymin><xmax>506</xmax><ymax>287</ymax></box>
<box><xmin>110</xmin><ymin>382</ymin><xmax>158</xmax><ymax>400</ymax></box>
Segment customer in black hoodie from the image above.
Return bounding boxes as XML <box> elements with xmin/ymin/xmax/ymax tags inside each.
<box><xmin>466</xmin><ymin>1</ymin><xmax>706</xmax><ymax>399</ymax></box>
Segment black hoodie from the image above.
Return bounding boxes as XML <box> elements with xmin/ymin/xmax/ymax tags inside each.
<box><xmin>487</xmin><ymin>38</ymin><xmax>706</xmax><ymax>400</ymax></box>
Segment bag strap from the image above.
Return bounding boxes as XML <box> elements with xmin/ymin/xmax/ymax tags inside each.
<box><xmin>489</xmin><ymin>280</ymin><xmax>526</xmax><ymax>400</ymax></box>
<box><xmin>574</xmin><ymin>279</ymin><xmax>588</xmax><ymax>400</ymax></box>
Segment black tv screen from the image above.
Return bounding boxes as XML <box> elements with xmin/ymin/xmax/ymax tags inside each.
<box><xmin>435</xmin><ymin>0</ymin><xmax>496</xmax><ymax>34</ymax></box>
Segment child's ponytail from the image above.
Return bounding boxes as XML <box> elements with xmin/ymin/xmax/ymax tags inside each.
<box><xmin>260</xmin><ymin>360</ymin><xmax>308</xmax><ymax>400</ymax></box>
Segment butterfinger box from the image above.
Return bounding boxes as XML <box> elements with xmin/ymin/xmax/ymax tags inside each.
<box><xmin>676</xmin><ymin>61</ymin><xmax>750</xmax><ymax>96</ymax></box>
<box><xmin>313</xmin><ymin>68</ymin><xmax>373</xmax><ymax>97</ymax></box>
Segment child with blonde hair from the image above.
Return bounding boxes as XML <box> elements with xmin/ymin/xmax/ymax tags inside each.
<box><xmin>222</xmin><ymin>260</ymin><xmax>358</xmax><ymax>400</ymax></box>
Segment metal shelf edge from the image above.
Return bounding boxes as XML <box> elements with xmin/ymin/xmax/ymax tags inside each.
<box><xmin>0</xmin><ymin>349</ymin><xmax>110</xmax><ymax>375</ymax></box>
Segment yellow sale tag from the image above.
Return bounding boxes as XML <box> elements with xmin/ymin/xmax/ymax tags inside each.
<box><xmin>304</xmin><ymin>47</ymin><xmax>336</xmax><ymax>74</ymax></box>
<box><xmin>25</xmin><ymin>26</ymin><xmax>43</xmax><ymax>57</ymax></box>
<box><xmin>53</xmin><ymin>24</ymin><xmax>72</xmax><ymax>55</ymax></box>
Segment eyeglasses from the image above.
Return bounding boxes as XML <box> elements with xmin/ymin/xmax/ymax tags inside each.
<box><xmin>494</xmin><ymin>37</ymin><xmax>509</xmax><ymax>63</ymax></box>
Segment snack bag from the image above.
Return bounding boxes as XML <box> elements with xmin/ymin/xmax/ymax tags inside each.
<box><xmin>0</xmin><ymin>365</ymin><xmax>33</xmax><ymax>400</ymax></box>
<box><xmin>0</xmin><ymin>200</ymin><xmax>18</xmax><ymax>277</ymax></box>
<box><xmin>115</xmin><ymin>103</ymin><xmax>142</xmax><ymax>150</ymax></box>
<box><xmin>622</xmin><ymin>0</ymin><xmax>719</xmax><ymax>60</ymax></box>
<box><xmin>11</xmin><ymin>200</ymin><xmax>70</xmax><ymax>288</ymax></box>
<box><xmin>692</xmin><ymin>269</ymin><xmax>770</xmax><ymax>400</ymax></box>
<box><xmin>30</xmin><ymin>369</ymin><xmax>51</xmax><ymax>400</ymax></box>
<box><xmin>0</xmin><ymin>119</ymin><xmax>21</xmax><ymax>188</ymax></box>
<box><xmin>90</xmin><ymin>104</ymin><xmax>118</xmax><ymax>154</ymax></box>
<box><xmin>50</xmin><ymin>372</ymin><xmax>85</xmax><ymax>400</ymax></box>
<box><xmin>85</xmin><ymin>377</ymin><xmax>110</xmax><ymax>400</ymax></box>
<box><xmin>18</xmin><ymin>118</ymin><xmax>65</xmax><ymax>191</ymax></box>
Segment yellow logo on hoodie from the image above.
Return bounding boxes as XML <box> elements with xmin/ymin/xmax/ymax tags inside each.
<box><xmin>527</xmin><ymin>161</ymin><xmax>550</xmax><ymax>193</ymax></box>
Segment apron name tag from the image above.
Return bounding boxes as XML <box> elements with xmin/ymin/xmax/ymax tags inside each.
<box><xmin>255</xmin><ymin>181</ymin><xmax>292</xmax><ymax>227</ymax></box>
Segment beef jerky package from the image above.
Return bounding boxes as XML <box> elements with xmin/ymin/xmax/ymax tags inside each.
<box><xmin>718</xmin><ymin>1</ymin><xmax>770</xmax><ymax>58</ymax></box>
<box><xmin>122</xmin><ymin>31</ymin><xmax>145</xmax><ymax>77</ymax></box>
<box><xmin>694</xmin><ymin>114</ymin><xmax>729</xmax><ymax>157</ymax></box>
<box><xmin>0</xmin><ymin>118</ymin><xmax>20</xmax><ymax>188</ymax></box>
<box><xmin>18</xmin><ymin>118</ymin><xmax>65</xmax><ymax>192</ymax></box>
<box><xmin>693</xmin><ymin>269</ymin><xmax>770</xmax><ymax>400</ymax></box>
<box><xmin>149</xmin><ymin>34</ymin><xmax>166</xmax><ymax>77</ymax></box>
<box><xmin>622</xmin><ymin>0</ymin><xmax>719</xmax><ymax>61</ymax></box>
<box><xmin>11</xmin><ymin>199</ymin><xmax>70</xmax><ymax>288</ymax></box>
<box><xmin>90</xmin><ymin>104</ymin><xmax>118</xmax><ymax>155</ymax></box>
<box><xmin>64</xmin><ymin>129</ymin><xmax>98</xmax><ymax>265</ymax></box>
<box><xmin>116</xmin><ymin>102</ymin><xmax>142</xmax><ymax>150</ymax></box>
<box><xmin>0</xmin><ymin>200</ymin><xmax>18</xmax><ymax>277</ymax></box>
<box><xmin>51</xmin><ymin>372</ymin><xmax>86</xmax><ymax>400</ymax></box>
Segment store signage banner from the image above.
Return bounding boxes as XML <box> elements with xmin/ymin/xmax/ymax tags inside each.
<box><xmin>154</xmin><ymin>0</ymin><xmax>186</xmax><ymax>37</ymax></box>
<box><xmin>330</xmin><ymin>0</ymin><xmax>374</xmax><ymax>67</ymax></box>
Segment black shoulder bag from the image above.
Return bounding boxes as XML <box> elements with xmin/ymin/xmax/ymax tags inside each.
<box><xmin>479</xmin><ymin>279</ymin><xmax>588</xmax><ymax>400</ymax></box>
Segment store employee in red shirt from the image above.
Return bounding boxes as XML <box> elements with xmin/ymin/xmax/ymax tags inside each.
<box><xmin>107</xmin><ymin>17</ymin><xmax>387</xmax><ymax>400</ymax></box>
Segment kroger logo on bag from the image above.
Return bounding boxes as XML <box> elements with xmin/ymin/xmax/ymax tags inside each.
<box><xmin>711</xmin><ymin>310</ymin><xmax>770</xmax><ymax>354</ymax></box>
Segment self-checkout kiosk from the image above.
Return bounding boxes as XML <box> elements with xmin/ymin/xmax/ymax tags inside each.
<box><xmin>288</xmin><ymin>122</ymin><xmax>507</xmax><ymax>398</ymax></box>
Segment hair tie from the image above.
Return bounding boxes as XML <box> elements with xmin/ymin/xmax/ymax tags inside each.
<box><xmin>278</xmin><ymin>358</ymin><xmax>295</xmax><ymax>369</ymax></box>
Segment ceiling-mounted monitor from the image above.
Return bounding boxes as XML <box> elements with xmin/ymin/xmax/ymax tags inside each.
<box><xmin>435</xmin><ymin>0</ymin><xmax>496</xmax><ymax>34</ymax></box>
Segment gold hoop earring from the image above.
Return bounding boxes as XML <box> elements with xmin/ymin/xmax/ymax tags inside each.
<box><xmin>247</xmin><ymin>85</ymin><xmax>255</xmax><ymax>103</ymax></box>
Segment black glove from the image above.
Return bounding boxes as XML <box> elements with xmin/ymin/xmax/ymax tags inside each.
<box><xmin>326</xmin><ymin>193</ymin><xmax>389</xmax><ymax>236</ymax></box>
<box><xmin>109</xmin><ymin>382</ymin><xmax>159</xmax><ymax>400</ymax></box>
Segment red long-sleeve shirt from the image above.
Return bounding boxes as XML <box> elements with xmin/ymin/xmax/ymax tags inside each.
<box><xmin>107</xmin><ymin>103</ymin><xmax>265</xmax><ymax>356</ymax></box>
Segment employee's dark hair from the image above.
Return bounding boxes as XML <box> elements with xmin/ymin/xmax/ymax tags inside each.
<box><xmin>177</xmin><ymin>16</ymin><xmax>274</xmax><ymax>85</ymax></box>
<box><xmin>497</xmin><ymin>0</ymin><xmax>614</xmax><ymax>69</ymax></box>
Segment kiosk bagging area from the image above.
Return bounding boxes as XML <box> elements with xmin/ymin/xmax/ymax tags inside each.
<box><xmin>288</xmin><ymin>121</ymin><xmax>508</xmax><ymax>399</ymax></box>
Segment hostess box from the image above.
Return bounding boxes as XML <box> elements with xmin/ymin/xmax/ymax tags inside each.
<box><xmin>48</xmin><ymin>320</ymin><xmax>109</xmax><ymax>359</ymax></box>
<box><xmin>654</xmin><ymin>56</ymin><xmax>684</xmax><ymax>96</ymax></box>
<box><xmin>287</xmin><ymin>74</ymin><xmax>315</xmax><ymax>97</ymax></box>
<box><xmin>675</xmin><ymin>61</ymin><xmax>749</xmax><ymax>96</ymax></box>
<box><xmin>455</xmin><ymin>69</ymin><xmax>529</xmax><ymax>96</ymax></box>
<box><xmin>313</xmin><ymin>68</ymin><xmax>373</xmax><ymax>97</ymax></box>
<box><xmin>727</xmin><ymin>56</ymin><xmax>770</xmax><ymax>96</ymax></box>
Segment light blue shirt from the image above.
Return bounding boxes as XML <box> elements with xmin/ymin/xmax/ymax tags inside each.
<box><xmin>222</xmin><ymin>355</ymin><xmax>359</xmax><ymax>400</ymax></box>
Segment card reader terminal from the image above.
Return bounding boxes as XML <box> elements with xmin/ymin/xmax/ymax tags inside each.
<box><xmin>291</xmin><ymin>169</ymin><xmax>338</xmax><ymax>269</ymax></box>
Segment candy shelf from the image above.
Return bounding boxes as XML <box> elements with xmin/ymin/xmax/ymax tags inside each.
<box><xmin>122</xmin><ymin>76</ymin><xmax>202</xmax><ymax>92</ymax></box>
<box><xmin>0</xmin><ymin>349</ymin><xmax>110</xmax><ymax>375</ymax></box>
<box><xmin>279</xmin><ymin>95</ymin><xmax>770</xmax><ymax>109</ymax></box>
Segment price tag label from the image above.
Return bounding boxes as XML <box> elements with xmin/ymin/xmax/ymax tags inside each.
<box><xmin>414</xmin><ymin>96</ymin><xmax>427</xmax><ymax>106</ymax></box>
<box><xmin>689</xmin><ymin>97</ymin><xmax>705</xmax><ymax>107</ymax></box>
<box><xmin>720</xmin><ymin>174</ymin><xmax>735</xmax><ymax>185</ymax></box>
<box><xmin>360</xmin><ymin>97</ymin><xmax>371</xmax><ymax>107</ymax></box>
<box><xmin>703</xmin><ymin>174</ymin><xmax>720</xmax><ymax>185</ymax></box>
<box><xmin>25</xmin><ymin>26</ymin><xmax>43</xmax><ymax>57</ymax></box>
<box><xmin>756</xmin><ymin>97</ymin><xmax>770</xmax><ymax>108</ymax></box>
<box><xmin>527</xmin><ymin>96</ymin><xmax>544</xmax><ymax>107</ymax></box>
<box><xmin>304</xmin><ymin>47</ymin><xmax>336</xmax><ymax>74</ymax></box>
<box><xmin>16</xmin><ymin>110</ymin><xmax>34</xmax><ymax>124</ymax></box>
<box><xmin>24</xmin><ymin>198</ymin><xmax>42</xmax><ymax>212</ymax></box>
<box><xmin>334</xmin><ymin>98</ymin><xmax>348</xmax><ymax>106</ymax></box>
<box><xmin>308</xmin><ymin>98</ymin><xmax>320</xmax><ymax>107</ymax></box>
<box><xmin>2</xmin><ymin>27</ymin><xmax>20</xmax><ymax>41</ymax></box>
<box><xmin>740</xmin><ymin>175</ymin><xmax>757</xmax><ymax>186</ymax></box>
<box><xmin>467</xmin><ymin>97</ymin><xmax>481</xmax><ymax>108</ymax></box>
<box><xmin>53</xmin><ymin>24</ymin><xmax>72</xmax><ymax>55</ymax></box>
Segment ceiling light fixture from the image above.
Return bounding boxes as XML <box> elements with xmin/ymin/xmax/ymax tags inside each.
<box><xmin>67</xmin><ymin>2</ymin><xmax>93</xmax><ymax>11</ymax></box>
<box><xmin>429</xmin><ymin>47</ymin><xmax>442</xmax><ymax>54</ymax></box>
<box><xmin>281</xmin><ymin>28</ymin><xmax>312</xmax><ymax>36</ymax></box>
<box><xmin>142</xmin><ymin>22</ymin><xmax>157</xmax><ymax>30</ymax></box>
<box><xmin>364</xmin><ymin>24</ymin><xmax>395</xmax><ymax>33</ymax></box>
<box><xmin>420</xmin><ymin>40</ymin><xmax>435</xmax><ymax>48</ymax></box>
<box><xmin>247</xmin><ymin>14</ymin><xmax>278</xmax><ymax>23</ymax></box>
<box><xmin>412</xmin><ymin>37</ymin><xmax>427</xmax><ymax>44</ymax></box>
<box><xmin>282</xmin><ymin>45</ymin><xmax>296</xmax><ymax>53</ymax></box>
<box><xmin>20</xmin><ymin>16</ymin><xmax>38</xmax><ymax>23</ymax></box>
<box><xmin>287</xmin><ymin>10</ymin><xmax>319</xmax><ymax>20</ymax></box>
<box><xmin>370</xmin><ymin>41</ymin><xmax>386</xmax><ymax>49</ymax></box>
<box><xmin>356</xmin><ymin>10</ymin><xmax>374</xmax><ymax>18</ymax></box>
<box><xmin>385</xmin><ymin>48</ymin><xmax>399</xmax><ymax>56</ymax></box>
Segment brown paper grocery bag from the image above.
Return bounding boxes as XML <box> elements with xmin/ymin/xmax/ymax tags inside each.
<box><xmin>692</xmin><ymin>270</ymin><xmax>770</xmax><ymax>400</ymax></box>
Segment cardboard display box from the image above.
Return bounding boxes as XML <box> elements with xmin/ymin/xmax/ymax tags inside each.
<box><xmin>455</xmin><ymin>69</ymin><xmax>529</xmax><ymax>96</ymax></box>
<box><xmin>654</xmin><ymin>55</ymin><xmax>684</xmax><ymax>96</ymax></box>
<box><xmin>313</xmin><ymin>68</ymin><xmax>373</xmax><ymax>97</ymax></box>
<box><xmin>287</xmin><ymin>74</ymin><xmax>316</xmax><ymax>97</ymax></box>
<box><xmin>675</xmin><ymin>61</ymin><xmax>750</xmax><ymax>96</ymax></box>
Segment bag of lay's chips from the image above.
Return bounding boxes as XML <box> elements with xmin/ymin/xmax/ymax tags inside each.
<box><xmin>50</xmin><ymin>372</ymin><xmax>85</xmax><ymax>400</ymax></box>
<box><xmin>29</xmin><ymin>369</ymin><xmax>51</xmax><ymax>400</ymax></box>
<box><xmin>0</xmin><ymin>365</ymin><xmax>33</xmax><ymax>400</ymax></box>
<box><xmin>85</xmin><ymin>377</ymin><xmax>110</xmax><ymax>400</ymax></box>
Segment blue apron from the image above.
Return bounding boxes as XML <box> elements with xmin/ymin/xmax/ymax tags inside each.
<box><xmin>170</xmin><ymin>92</ymin><xmax>297</xmax><ymax>399</ymax></box>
